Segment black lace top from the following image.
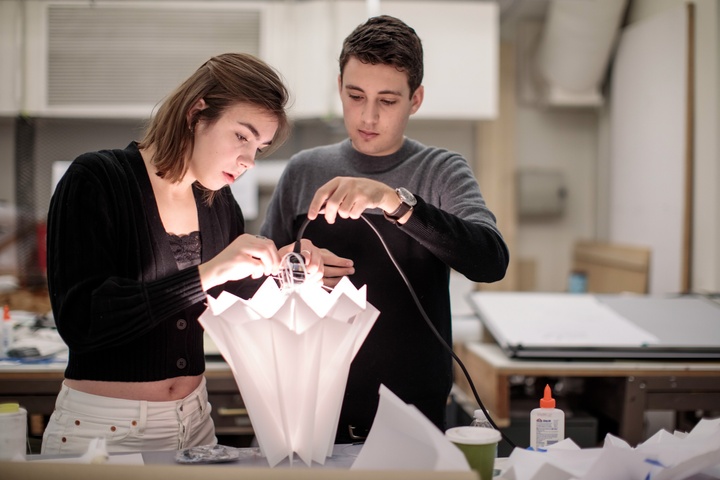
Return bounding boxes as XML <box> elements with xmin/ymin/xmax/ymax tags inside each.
<box><xmin>168</xmin><ymin>231</ymin><xmax>202</xmax><ymax>270</ymax></box>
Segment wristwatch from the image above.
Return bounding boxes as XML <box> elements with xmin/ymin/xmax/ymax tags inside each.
<box><xmin>384</xmin><ymin>187</ymin><xmax>417</xmax><ymax>224</ymax></box>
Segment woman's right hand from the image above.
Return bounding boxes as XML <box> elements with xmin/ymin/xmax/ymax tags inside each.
<box><xmin>198</xmin><ymin>234</ymin><xmax>281</xmax><ymax>291</ymax></box>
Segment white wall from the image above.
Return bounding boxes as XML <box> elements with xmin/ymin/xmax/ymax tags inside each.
<box><xmin>514</xmin><ymin>108</ymin><xmax>598</xmax><ymax>292</ymax></box>
<box><xmin>596</xmin><ymin>0</ymin><xmax>720</xmax><ymax>293</ymax></box>
<box><xmin>512</xmin><ymin>0</ymin><xmax>719</xmax><ymax>294</ymax></box>
<box><xmin>690</xmin><ymin>0</ymin><xmax>720</xmax><ymax>293</ymax></box>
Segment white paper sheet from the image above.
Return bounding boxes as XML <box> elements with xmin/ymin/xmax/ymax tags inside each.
<box><xmin>470</xmin><ymin>292</ymin><xmax>659</xmax><ymax>347</ymax></box>
<box><xmin>351</xmin><ymin>384</ymin><xmax>470</xmax><ymax>471</ymax></box>
<box><xmin>499</xmin><ymin>418</ymin><xmax>720</xmax><ymax>480</ymax></box>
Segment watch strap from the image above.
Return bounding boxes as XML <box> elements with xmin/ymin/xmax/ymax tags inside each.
<box><xmin>384</xmin><ymin>201</ymin><xmax>412</xmax><ymax>224</ymax></box>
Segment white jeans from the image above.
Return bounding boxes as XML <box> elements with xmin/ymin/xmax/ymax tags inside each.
<box><xmin>41</xmin><ymin>377</ymin><xmax>217</xmax><ymax>454</ymax></box>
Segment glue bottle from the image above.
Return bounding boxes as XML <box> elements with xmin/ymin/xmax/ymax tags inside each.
<box><xmin>530</xmin><ymin>384</ymin><xmax>565</xmax><ymax>450</ymax></box>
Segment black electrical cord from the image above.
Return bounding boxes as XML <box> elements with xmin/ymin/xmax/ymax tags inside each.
<box><xmin>294</xmin><ymin>214</ymin><xmax>518</xmax><ymax>449</ymax></box>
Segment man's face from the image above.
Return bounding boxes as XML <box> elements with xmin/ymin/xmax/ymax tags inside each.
<box><xmin>338</xmin><ymin>57</ymin><xmax>423</xmax><ymax>157</ymax></box>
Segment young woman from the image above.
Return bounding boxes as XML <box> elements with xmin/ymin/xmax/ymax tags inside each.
<box><xmin>43</xmin><ymin>53</ymin><xmax>323</xmax><ymax>454</ymax></box>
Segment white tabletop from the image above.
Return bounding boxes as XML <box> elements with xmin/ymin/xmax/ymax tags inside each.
<box><xmin>464</xmin><ymin>342</ymin><xmax>720</xmax><ymax>374</ymax></box>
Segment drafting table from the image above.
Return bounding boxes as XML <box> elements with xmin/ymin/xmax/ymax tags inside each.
<box><xmin>455</xmin><ymin>293</ymin><xmax>720</xmax><ymax>445</ymax></box>
<box><xmin>467</xmin><ymin>293</ymin><xmax>720</xmax><ymax>360</ymax></box>
<box><xmin>453</xmin><ymin>341</ymin><xmax>720</xmax><ymax>446</ymax></box>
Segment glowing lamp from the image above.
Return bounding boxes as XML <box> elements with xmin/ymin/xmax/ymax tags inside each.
<box><xmin>199</xmin><ymin>260</ymin><xmax>379</xmax><ymax>467</ymax></box>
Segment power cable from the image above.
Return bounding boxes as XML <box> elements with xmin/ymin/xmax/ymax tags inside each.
<box><xmin>293</xmin><ymin>214</ymin><xmax>518</xmax><ymax>449</ymax></box>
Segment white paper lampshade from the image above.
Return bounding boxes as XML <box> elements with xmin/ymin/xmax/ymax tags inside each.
<box><xmin>199</xmin><ymin>276</ymin><xmax>379</xmax><ymax>467</ymax></box>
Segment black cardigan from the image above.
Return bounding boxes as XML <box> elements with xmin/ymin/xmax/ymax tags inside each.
<box><xmin>47</xmin><ymin>142</ymin><xmax>257</xmax><ymax>381</ymax></box>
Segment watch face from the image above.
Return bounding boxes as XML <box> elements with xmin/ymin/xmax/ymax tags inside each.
<box><xmin>396</xmin><ymin>187</ymin><xmax>417</xmax><ymax>206</ymax></box>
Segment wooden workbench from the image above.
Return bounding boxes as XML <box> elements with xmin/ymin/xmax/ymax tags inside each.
<box><xmin>453</xmin><ymin>342</ymin><xmax>720</xmax><ymax>445</ymax></box>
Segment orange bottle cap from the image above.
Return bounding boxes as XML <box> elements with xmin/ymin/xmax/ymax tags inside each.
<box><xmin>540</xmin><ymin>384</ymin><xmax>556</xmax><ymax>408</ymax></box>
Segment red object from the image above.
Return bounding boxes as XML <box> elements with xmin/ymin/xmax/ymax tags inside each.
<box><xmin>539</xmin><ymin>384</ymin><xmax>556</xmax><ymax>409</ymax></box>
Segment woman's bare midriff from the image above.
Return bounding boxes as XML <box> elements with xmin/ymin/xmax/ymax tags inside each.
<box><xmin>64</xmin><ymin>375</ymin><xmax>203</xmax><ymax>402</ymax></box>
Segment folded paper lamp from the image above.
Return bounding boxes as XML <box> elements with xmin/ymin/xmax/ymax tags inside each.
<box><xmin>199</xmin><ymin>276</ymin><xmax>379</xmax><ymax>467</ymax></box>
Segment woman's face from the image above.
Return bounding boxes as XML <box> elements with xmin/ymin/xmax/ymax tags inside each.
<box><xmin>188</xmin><ymin>101</ymin><xmax>278</xmax><ymax>191</ymax></box>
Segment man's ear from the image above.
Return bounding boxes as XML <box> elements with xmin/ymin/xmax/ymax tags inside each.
<box><xmin>409</xmin><ymin>85</ymin><xmax>424</xmax><ymax>115</ymax></box>
<box><xmin>337</xmin><ymin>74</ymin><xmax>343</xmax><ymax>95</ymax></box>
<box><xmin>187</xmin><ymin>98</ymin><xmax>207</xmax><ymax>131</ymax></box>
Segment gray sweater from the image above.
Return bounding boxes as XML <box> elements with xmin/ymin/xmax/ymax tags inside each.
<box><xmin>261</xmin><ymin>138</ymin><xmax>508</xmax><ymax>438</ymax></box>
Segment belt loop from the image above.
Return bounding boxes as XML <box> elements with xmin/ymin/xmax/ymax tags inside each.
<box><xmin>192</xmin><ymin>376</ymin><xmax>206</xmax><ymax>414</ymax></box>
<box><xmin>58</xmin><ymin>381</ymin><xmax>71</xmax><ymax>404</ymax></box>
<box><xmin>196</xmin><ymin>388</ymin><xmax>205</xmax><ymax>414</ymax></box>
<box><xmin>138</xmin><ymin>401</ymin><xmax>147</xmax><ymax>434</ymax></box>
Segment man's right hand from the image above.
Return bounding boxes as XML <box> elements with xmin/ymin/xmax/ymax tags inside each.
<box><xmin>319</xmin><ymin>248</ymin><xmax>355</xmax><ymax>288</ymax></box>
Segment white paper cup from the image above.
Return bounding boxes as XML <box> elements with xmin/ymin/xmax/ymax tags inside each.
<box><xmin>446</xmin><ymin>426</ymin><xmax>501</xmax><ymax>480</ymax></box>
<box><xmin>0</xmin><ymin>405</ymin><xmax>27</xmax><ymax>460</ymax></box>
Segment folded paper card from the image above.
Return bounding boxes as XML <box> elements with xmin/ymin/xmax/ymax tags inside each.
<box><xmin>351</xmin><ymin>384</ymin><xmax>470</xmax><ymax>471</ymax></box>
<box><xmin>199</xmin><ymin>276</ymin><xmax>379</xmax><ymax>467</ymax></box>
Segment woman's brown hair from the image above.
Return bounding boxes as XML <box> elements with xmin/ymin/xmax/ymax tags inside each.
<box><xmin>138</xmin><ymin>53</ymin><xmax>290</xmax><ymax>201</ymax></box>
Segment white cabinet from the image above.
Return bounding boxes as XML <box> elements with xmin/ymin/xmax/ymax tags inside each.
<box><xmin>22</xmin><ymin>0</ymin><xmax>271</xmax><ymax>118</ymax></box>
<box><xmin>277</xmin><ymin>0</ymin><xmax>499</xmax><ymax>120</ymax></box>
<box><xmin>16</xmin><ymin>0</ymin><xmax>497</xmax><ymax>120</ymax></box>
<box><xmin>0</xmin><ymin>0</ymin><xmax>22</xmax><ymax>115</ymax></box>
<box><xmin>262</xmin><ymin>1</ymin><xmax>339</xmax><ymax>120</ymax></box>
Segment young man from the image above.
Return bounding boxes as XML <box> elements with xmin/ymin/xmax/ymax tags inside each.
<box><xmin>261</xmin><ymin>15</ymin><xmax>509</xmax><ymax>443</ymax></box>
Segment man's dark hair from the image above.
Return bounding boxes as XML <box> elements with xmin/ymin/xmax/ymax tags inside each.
<box><xmin>339</xmin><ymin>15</ymin><xmax>424</xmax><ymax>97</ymax></box>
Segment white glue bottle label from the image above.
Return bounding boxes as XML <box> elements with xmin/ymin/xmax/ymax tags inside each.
<box><xmin>530</xmin><ymin>384</ymin><xmax>565</xmax><ymax>450</ymax></box>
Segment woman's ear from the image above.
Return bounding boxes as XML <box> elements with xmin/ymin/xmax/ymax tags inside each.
<box><xmin>186</xmin><ymin>98</ymin><xmax>207</xmax><ymax>132</ymax></box>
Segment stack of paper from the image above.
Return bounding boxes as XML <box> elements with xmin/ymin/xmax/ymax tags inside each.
<box><xmin>500</xmin><ymin>418</ymin><xmax>720</xmax><ymax>480</ymax></box>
